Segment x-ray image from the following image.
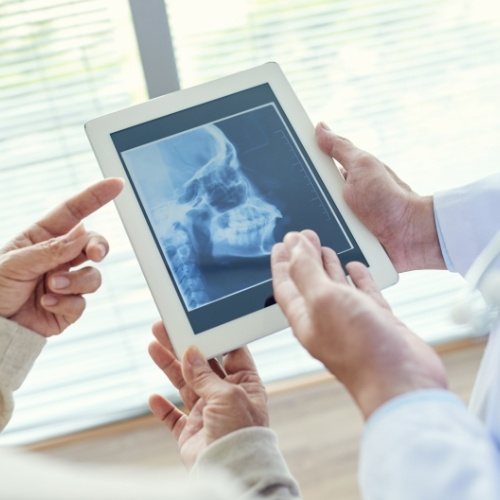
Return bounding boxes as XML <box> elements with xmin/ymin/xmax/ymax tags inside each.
<box><xmin>122</xmin><ymin>103</ymin><xmax>354</xmax><ymax>312</ymax></box>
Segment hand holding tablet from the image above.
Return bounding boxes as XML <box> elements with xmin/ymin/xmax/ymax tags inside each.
<box><xmin>85</xmin><ymin>62</ymin><xmax>397</xmax><ymax>358</ymax></box>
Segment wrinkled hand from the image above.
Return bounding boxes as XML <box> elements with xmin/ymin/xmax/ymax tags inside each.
<box><xmin>271</xmin><ymin>230</ymin><xmax>447</xmax><ymax>419</ymax></box>
<box><xmin>316</xmin><ymin>123</ymin><xmax>445</xmax><ymax>272</ymax></box>
<box><xmin>148</xmin><ymin>322</ymin><xmax>268</xmax><ymax>468</ymax></box>
<box><xmin>0</xmin><ymin>178</ymin><xmax>124</xmax><ymax>336</ymax></box>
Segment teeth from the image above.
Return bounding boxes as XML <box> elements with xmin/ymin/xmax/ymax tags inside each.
<box><xmin>150</xmin><ymin>122</ymin><xmax>286</xmax><ymax>300</ymax></box>
<box><xmin>211</xmin><ymin>201</ymin><xmax>281</xmax><ymax>257</ymax></box>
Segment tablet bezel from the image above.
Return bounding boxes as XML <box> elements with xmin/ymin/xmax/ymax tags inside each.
<box><xmin>85</xmin><ymin>62</ymin><xmax>398</xmax><ymax>359</ymax></box>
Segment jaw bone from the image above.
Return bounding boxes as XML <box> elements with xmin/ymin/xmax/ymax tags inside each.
<box><xmin>211</xmin><ymin>199</ymin><xmax>281</xmax><ymax>258</ymax></box>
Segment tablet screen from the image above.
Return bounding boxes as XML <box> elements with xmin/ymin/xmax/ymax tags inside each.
<box><xmin>111</xmin><ymin>84</ymin><xmax>367</xmax><ymax>333</ymax></box>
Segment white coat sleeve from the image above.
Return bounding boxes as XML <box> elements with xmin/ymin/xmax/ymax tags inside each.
<box><xmin>359</xmin><ymin>390</ymin><xmax>500</xmax><ymax>500</ymax></box>
<box><xmin>434</xmin><ymin>173</ymin><xmax>500</xmax><ymax>275</ymax></box>
<box><xmin>360</xmin><ymin>174</ymin><xmax>500</xmax><ymax>500</ymax></box>
<box><xmin>0</xmin><ymin>316</ymin><xmax>46</xmax><ymax>431</ymax></box>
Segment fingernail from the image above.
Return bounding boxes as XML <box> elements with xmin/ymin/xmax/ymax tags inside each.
<box><xmin>186</xmin><ymin>346</ymin><xmax>205</xmax><ymax>368</ymax></box>
<box><xmin>94</xmin><ymin>243</ymin><xmax>107</xmax><ymax>261</ymax></box>
<box><xmin>51</xmin><ymin>276</ymin><xmax>70</xmax><ymax>289</ymax></box>
<box><xmin>97</xmin><ymin>243</ymin><xmax>108</xmax><ymax>259</ymax></box>
<box><xmin>42</xmin><ymin>294</ymin><xmax>58</xmax><ymax>306</ymax></box>
<box><xmin>319</xmin><ymin>121</ymin><xmax>331</xmax><ymax>131</ymax></box>
<box><xmin>284</xmin><ymin>232</ymin><xmax>301</xmax><ymax>249</ymax></box>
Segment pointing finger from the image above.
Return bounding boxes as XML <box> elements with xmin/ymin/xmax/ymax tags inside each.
<box><xmin>300</xmin><ymin>229</ymin><xmax>321</xmax><ymax>252</ymax></box>
<box><xmin>32</xmin><ymin>178</ymin><xmax>124</xmax><ymax>239</ymax></box>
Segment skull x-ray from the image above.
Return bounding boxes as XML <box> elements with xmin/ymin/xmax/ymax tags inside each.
<box><xmin>124</xmin><ymin>121</ymin><xmax>283</xmax><ymax>310</ymax></box>
<box><xmin>118</xmin><ymin>92</ymin><xmax>365</xmax><ymax>331</ymax></box>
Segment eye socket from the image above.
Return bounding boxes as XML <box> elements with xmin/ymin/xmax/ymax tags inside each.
<box><xmin>208</xmin><ymin>183</ymin><xmax>247</xmax><ymax>211</ymax></box>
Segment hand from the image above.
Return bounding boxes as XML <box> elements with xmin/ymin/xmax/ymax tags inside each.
<box><xmin>271</xmin><ymin>230</ymin><xmax>447</xmax><ymax>419</ymax></box>
<box><xmin>315</xmin><ymin>122</ymin><xmax>445</xmax><ymax>272</ymax></box>
<box><xmin>0</xmin><ymin>178</ymin><xmax>124</xmax><ymax>336</ymax></box>
<box><xmin>148</xmin><ymin>322</ymin><xmax>268</xmax><ymax>468</ymax></box>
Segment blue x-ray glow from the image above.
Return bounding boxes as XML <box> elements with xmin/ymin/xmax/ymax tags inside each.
<box><xmin>122</xmin><ymin>104</ymin><xmax>353</xmax><ymax>312</ymax></box>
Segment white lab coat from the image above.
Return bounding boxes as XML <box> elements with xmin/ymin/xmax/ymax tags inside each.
<box><xmin>359</xmin><ymin>173</ymin><xmax>500</xmax><ymax>500</ymax></box>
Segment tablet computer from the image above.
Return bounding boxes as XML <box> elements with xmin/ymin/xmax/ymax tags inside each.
<box><xmin>85</xmin><ymin>62</ymin><xmax>398</xmax><ymax>359</ymax></box>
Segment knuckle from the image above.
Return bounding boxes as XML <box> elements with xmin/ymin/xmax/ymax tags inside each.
<box><xmin>44</xmin><ymin>236</ymin><xmax>73</xmax><ymax>263</ymax></box>
<box><xmin>63</xmin><ymin>200</ymin><xmax>86</xmax><ymax>224</ymax></box>
<box><xmin>354</xmin><ymin>151</ymin><xmax>375</xmax><ymax>168</ymax></box>
<box><xmin>194</xmin><ymin>369</ymin><xmax>214</xmax><ymax>387</ymax></box>
<box><xmin>222</xmin><ymin>385</ymin><xmax>245</xmax><ymax>401</ymax></box>
<box><xmin>337</xmin><ymin>135</ymin><xmax>352</xmax><ymax>147</ymax></box>
<box><xmin>311</xmin><ymin>287</ymin><xmax>336</xmax><ymax>313</ymax></box>
<box><xmin>46</xmin><ymin>236</ymin><xmax>63</xmax><ymax>254</ymax></box>
<box><xmin>0</xmin><ymin>252</ymin><xmax>15</xmax><ymax>269</ymax></box>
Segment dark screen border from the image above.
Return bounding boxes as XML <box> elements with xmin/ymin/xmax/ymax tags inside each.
<box><xmin>111</xmin><ymin>84</ymin><xmax>367</xmax><ymax>333</ymax></box>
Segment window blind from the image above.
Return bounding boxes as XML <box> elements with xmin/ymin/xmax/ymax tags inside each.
<box><xmin>165</xmin><ymin>0</ymin><xmax>500</xmax><ymax>380</ymax></box>
<box><xmin>1</xmin><ymin>0</ymin><xmax>500</xmax><ymax>445</ymax></box>
<box><xmin>0</xmin><ymin>0</ymin><xmax>163</xmax><ymax>445</ymax></box>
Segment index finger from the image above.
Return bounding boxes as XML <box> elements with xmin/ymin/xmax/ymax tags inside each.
<box><xmin>152</xmin><ymin>320</ymin><xmax>227</xmax><ymax>379</ymax></box>
<box><xmin>223</xmin><ymin>346</ymin><xmax>257</xmax><ymax>376</ymax></box>
<box><xmin>285</xmin><ymin>233</ymin><xmax>332</xmax><ymax>301</ymax></box>
<box><xmin>33</xmin><ymin>178</ymin><xmax>124</xmax><ymax>239</ymax></box>
<box><xmin>152</xmin><ymin>320</ymin><xmax>176</xmax><ymax>352</ymax></box>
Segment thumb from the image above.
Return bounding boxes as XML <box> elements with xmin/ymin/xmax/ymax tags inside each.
<box><xmin>182</xmin><ymin>346</ymin><xmax>228</xmax><ymax>401</ymax></box>
<box><xmin>315</xmin><ymin>122</ymin><xmax>357</xmax><ymax>169</ymax></box>
<box><xmin>6</xmin><ymin>224</ymin><xmax>88</xmax><ymax>278</ymax></box>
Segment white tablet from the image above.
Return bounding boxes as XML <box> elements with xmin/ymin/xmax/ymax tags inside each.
<box><xmin>85</xmin><ymin>62</ymin><xmax>397</xmax><ymax>359</ymax></box>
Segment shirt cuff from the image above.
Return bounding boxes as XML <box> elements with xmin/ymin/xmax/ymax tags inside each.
<box><xmin>433</xmin><ymin>174</ymin><xmax>500</xmax><ymax>276</ymax></box>
<box><xmin>365</xmin><ymin>389</ymin><xmax>465</xmax><ymax>433</ymax></box>
<box><xmin>434</xmin><ymin>207</ymin><xmax>455</xmax><ymax>272</ymax></box>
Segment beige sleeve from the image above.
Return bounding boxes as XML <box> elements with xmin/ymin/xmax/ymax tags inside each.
<box><xmin>0</xmin><ymin>446</ymin><xmax>249</xmax><ymax>500</ymax></box>
<box><xmin>0</xmin><ymin>316</ymin><xmax>46</xmax><ymax>431</ymax></box>
<box><xmin>192</xmin><ymin>427</ymin><xmax>302</xmax><ymax>499</ymax></box>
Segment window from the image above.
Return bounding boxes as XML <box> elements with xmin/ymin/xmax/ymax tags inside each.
<box><xmin>1</xmin><ymin>0</ymin><xmax>499</xmax><ymax>444</ymax></box>
<box><xmin>165</xmin><ymin>0</ymin><xmax>500</xmax><ymax>342</ymax></box>
<box><xmin>0</xmin><ymin>0</ymin><xmax>156</xmax><ymax>444</ymax></box>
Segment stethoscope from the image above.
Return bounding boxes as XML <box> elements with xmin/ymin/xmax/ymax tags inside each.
<box><xmin>452</xmin><ymin>231</ymin><xmax>500</xmax><ymax>334</ymax></box>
